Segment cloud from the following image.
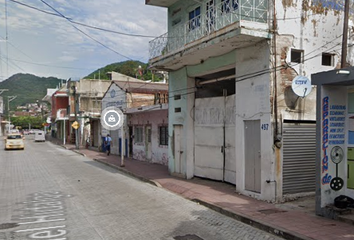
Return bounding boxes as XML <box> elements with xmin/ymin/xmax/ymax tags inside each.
<box><xmin>0</xmin><ymin>0</ymin><xmax>167</xmax><ymax>80</ymax></box>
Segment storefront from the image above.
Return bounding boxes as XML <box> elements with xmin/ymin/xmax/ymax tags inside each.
<box><xmin>312</xmin><ymin>67</ymin><xmax>354</xmax><ymax>218</ymax></box>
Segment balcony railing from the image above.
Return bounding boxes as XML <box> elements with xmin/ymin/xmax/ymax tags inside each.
<box><xmin>149</xmin><ymin>0</ymin><xmax>268</xmax><ymax>59</ymax></box>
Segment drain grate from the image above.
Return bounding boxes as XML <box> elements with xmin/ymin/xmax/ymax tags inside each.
<box><xmin>0</xmin><ymin>223</ymin><xmax>19</xmax><ymax>230</ymax></box>
<box><xmin>174</xmin><ymin>234</ymin><xmax>204</xmax><ymax>240</ymax></box>
<box><xmin>258</xmin><ymin>209</ymin><xmax>287</xmax><ymax>215</ymax></box>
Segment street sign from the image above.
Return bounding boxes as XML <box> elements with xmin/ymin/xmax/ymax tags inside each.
<box><xmin>72</xmin><ymin>121</ymin><xmax>80</xmax><ymax>129</ymax></box>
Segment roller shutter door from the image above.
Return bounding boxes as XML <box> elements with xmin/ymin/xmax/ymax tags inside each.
<box><xmin>283</xmin><ymin>123</ymin><xmax>316</xmax><ymax>194</ymax></box>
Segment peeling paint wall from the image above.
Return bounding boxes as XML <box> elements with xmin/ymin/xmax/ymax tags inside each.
<box><xmin>275</xmin><ymin>0</ymin><xmax>351</xmax><ymax>122</ymax></box>
<box><xmin>235</xmin><ymin>41</ymin><xmax>274</xmax><ymax>200</ymax></box>
<box><xmin>128</xmin><ymin>109</ymin><xmax>169</xmax><ymax>165</ymax></box>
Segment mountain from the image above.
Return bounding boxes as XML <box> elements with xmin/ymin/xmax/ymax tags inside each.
<box><xmin>0</xmin><ymin>73</ymin><xmax>63</xmax><ymax>112</ymax></box>
<box><xmin>85</xmin><ymin>60</ymin><xmax>162</xmax><ymax>81</ymax></box>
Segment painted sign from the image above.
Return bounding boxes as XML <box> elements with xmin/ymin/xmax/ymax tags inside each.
<box><xmin>320</xmin><ymin>87</ymin><xmax>347</xmax><ymax>207</ymax></box>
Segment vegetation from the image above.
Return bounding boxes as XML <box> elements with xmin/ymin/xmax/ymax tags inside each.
<box><xmin>11</xmin><ymin>116</ymin><xmax>44</xmax><ymax>129</ymax></box>
<box><xmin>85</xmin><ymin>60</ymin><xmax>163</xmax><ymax>81</ymax></box>
<box><xmin>0</xmin><ymin>73</ymin><xmax>62</xmax><ymax>112</ymax></box>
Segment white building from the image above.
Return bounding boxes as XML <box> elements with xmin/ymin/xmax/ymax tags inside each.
<box><xmin>101</xmin><ymin>78</ymin><xmax>168</xmax><ymax>159</ymax></box>
<box><xmin>146</xmin><ymin>0</ymin><xmax>354</xmax><ymax>202</ymax></box>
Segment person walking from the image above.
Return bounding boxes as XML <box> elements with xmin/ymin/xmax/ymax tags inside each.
<box><xmin>105</xmin><ymin>134</ymin><xmax>112</xmax><ymax>156</ymax></box>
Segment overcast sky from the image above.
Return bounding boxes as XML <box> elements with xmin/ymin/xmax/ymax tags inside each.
<box><xmin>0</xmin><ymin>0</ymin><xmax>167</xmax><ymax>81</ymax></box>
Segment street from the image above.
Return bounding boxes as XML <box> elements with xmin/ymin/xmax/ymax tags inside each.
<box><xmin>0</xmin><ymin>136</ymin><xmax>283</xmax><ymax>240</ymax></box>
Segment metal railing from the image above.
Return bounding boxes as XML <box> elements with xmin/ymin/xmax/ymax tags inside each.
<box><xmin>149</xmin><ymin>0</ymin><xmax>268</xmax><ymax>59</ymax></box>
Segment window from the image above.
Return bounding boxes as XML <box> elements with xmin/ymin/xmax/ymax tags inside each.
<box><xmin>189</xmin><ymin>6</ymin><xmax>201</xmax><ymax>30</ymax></box>
<box><xmin>175</xmin><ymin>107</ymin><xmax>181</xmax><ymax>113</ymax></box>
<box><xmin>322</xmin><ymin>53</ymin><xmax>334</xmax><ymax>66</ymax></box>
<box><xmin>291</xmin><ymin>49</ymin><xmax>304</xmax><ymax>63</ymax></box>
<box><xmin>135</xmin><ymin>126</ymin><xmax>143</xmax><ymax>143</ymax></box>
<box><xmin>174</xmin><ymin>94</ymin><xmax>181</xmax><ymax>100</ymax></box>
<box><xmin>159</xmin><ymin>126</ymin><xmax>168</xmax><ymax>146</ymax></box>
<box><xmin>221</xmin><ymin>0</ymin><xmax>239</xmax><ymax>13</ymax></box>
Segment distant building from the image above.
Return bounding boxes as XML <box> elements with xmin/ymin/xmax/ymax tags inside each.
<box><xmin>101</xmin><ymin>78</ymin><xmax>168</xmax><ymax>162</ymax></box>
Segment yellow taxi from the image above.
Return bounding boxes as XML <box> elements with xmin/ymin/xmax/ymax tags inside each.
<box><xmin>4</xmin><ymin>133</ymin><xmax>25</xmax><ymax>150</ymax></box>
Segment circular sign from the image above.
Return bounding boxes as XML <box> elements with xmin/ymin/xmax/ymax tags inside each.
<box><xmin>110</xmin><ymin>89</ymin><xmax>116</xmax><ymax>98</ymax></box>
<box><xmin>291</xmin><ymin>76</ymin><xmax>312</xmax><ymax>97</ymax></box>
<box><xmin>101</xmin><ymin>107</ymin><xmax>124</xmax><ymax>131</ymax></box>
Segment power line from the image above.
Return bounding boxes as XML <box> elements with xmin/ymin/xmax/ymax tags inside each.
<box><xmin>39</xmin><ymin>0</ymin><xmax>133</xmax><ymax>60</ymax></box>
<box><xmin>8</xmin><ymin>0</ymin><xmax>326</xmax><ymax>40</ymax></box>
<box><xmin>9</xmin><ymin>0</ymin><xmax>160</xmax><ymax>38</ymax></box>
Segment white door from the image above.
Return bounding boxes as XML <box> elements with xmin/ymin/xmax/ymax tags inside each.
<box><xmin>194</xmin><ymin>94</ymin><xmax>236</xmax><ymax>184</ymax></box>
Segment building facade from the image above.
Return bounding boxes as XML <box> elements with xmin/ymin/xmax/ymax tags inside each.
<box><xmin>146</xmin><ymin>0</ymin><xmax>354</xmax><ymax>201</ymax></box>
<box><xmin>101</xmin><ymin>79</ymin><xmax>168</xmax><ymax>158</ymax></box>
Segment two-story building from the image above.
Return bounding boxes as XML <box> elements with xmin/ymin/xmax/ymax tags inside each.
<box><xmin>146</xmin><ymin>0</ymin><xmax>354</xmax><ymax>201</ymax></box>
<box><xmin>51</xmin><ymin>86</ymin><xmax>69</xmax><ymax>142</ymax></box>
<box><xmin>76</xmin><ymin>79</ymin><xmax>111</xmax><ymax>148</ymax></box>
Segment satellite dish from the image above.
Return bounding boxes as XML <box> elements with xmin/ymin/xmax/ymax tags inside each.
<box><xmin>291</xmin><ymin>76</ymin><xmax>312</xmax><ymax>97</ymax></box>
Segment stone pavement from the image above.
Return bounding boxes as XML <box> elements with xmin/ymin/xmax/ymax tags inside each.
<box><xmin>54</xmin><ymin>141</ymin><xmax>354</xmax><ymax>240</ymax></box>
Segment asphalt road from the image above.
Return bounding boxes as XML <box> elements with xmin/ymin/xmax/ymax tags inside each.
<box><xmin>0</xmin><ymin>135</ymin><xmax>283</xmax><ymax>240</ymax></box>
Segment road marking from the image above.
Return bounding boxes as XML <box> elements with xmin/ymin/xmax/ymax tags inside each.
<box><xmin>15</xmin><ymin>225</ymin><xmax>66</xmax><ymax>233</ymax></box>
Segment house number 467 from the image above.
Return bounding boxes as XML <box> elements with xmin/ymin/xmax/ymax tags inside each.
<box><xmin>261</xmin><ymin>124</ymin><xmax>269</xmax><ymax>130</ymax></box>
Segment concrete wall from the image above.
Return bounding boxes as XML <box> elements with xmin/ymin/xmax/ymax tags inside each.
<box><xmin>235</xmin><ymin>41</ymin><xmax>274</xmax><ymax>200</ymax></box>
<box><xmin>128</xmin><ymin>109</ymin><xmax>169</xmax><ymax>165</ymax></box>
<box><xmin>275</xmin><ymin>0</ymin><xmax>351</xmax><ymax>122</ymax></box>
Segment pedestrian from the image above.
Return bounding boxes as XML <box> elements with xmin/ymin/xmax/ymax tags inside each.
<box><xmin>105</xmin><ymin>134</ymin><xmax>112</xmax><ymax>156</ymax></box>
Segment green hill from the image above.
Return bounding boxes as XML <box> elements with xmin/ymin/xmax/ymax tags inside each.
<box><xmin>85</xmin><ymin>60</ymin><xmax>162</xmax><ymax>81</ymax></box>
<box><xmin>0</xmin><ymin>73</ymin><xmax>62</xmax><ymax>112</ymax></box>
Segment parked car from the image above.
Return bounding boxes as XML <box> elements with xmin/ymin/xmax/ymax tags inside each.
<box><xmin>34</xmin><ymin>131</ymin><xmax>46</xmax><ymax>142</ymax></box>
<box><xmin>4</xmin><ymin>134</ymin><xmax>25</xmax><ymax>150</ymax></box>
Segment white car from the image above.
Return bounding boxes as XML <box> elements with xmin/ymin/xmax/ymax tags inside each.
<box><xmin>5</xmin><ymin>134</ymin><xmax>25</xmax><ymax>150</ymax></box>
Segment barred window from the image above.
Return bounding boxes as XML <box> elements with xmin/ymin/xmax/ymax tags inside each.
<box><xmin>135</xmin><ymin>126</ymin><xmax>143</xmax><ymax>143</ymax></box>
<box><xmin>159</xmin><ymin>126</ymin><xmax>168</xmax><ymax>146</ymax></box>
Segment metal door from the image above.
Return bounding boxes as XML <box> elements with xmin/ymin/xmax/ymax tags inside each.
<box><xmin>283</xmin><ymin>123</ymin><xmax>316</xmax><ymax>194</ymax></box>
<box><xmin>195</xmin><ymin>97</ymin><xmax>224</xmax><ymax>181</ymax></box>
<box><xmin>244</xmin><ymin>120</ymin><xmax>261</xmax><ymax>193</ymax></box>
<box><xmin>145</xmin><ymin>126</ymin><xmax>152</xmax><ymax>160</ymax></box>
<box><xmin>174</xmin><ymin>125</ymin><xmax>183</xmax><ymax>174</ymax></box>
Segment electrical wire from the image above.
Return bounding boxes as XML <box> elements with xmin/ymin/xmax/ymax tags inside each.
<box><xmin>8</xmin><ymin>0</ymin><xmax>329</xmax><ymax>40</ymax></box>
<box><xmin>39</xmin><ymin>0</ymin><xmax>133</xmax><ymax>61</ymax></box>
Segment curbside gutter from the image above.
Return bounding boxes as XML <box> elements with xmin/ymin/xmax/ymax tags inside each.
<box><xmin>191</xmin><ymin>199</ymin><xmax>313</xmax><ymax>240</ymax></box>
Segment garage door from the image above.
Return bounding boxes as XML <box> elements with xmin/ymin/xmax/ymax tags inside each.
<box><xmin>194</xmin><ymin>95</ymin><xmax>236</xmax><ymax>184</ymax></box>
<box><xmin>282</xmin><ymin>123</ymin><xmax>316</xmax><ymax>194</ymax></box>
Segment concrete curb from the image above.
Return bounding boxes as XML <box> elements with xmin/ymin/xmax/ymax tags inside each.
<box><xmin>192</xmin><ymin>199</ymin><xmax>313</xmax><ymax>240</ymax></box>
<box><xmin>93</xmin><ymin>158</ymin><xmax>162</xmax><ymax>188</ymax></box>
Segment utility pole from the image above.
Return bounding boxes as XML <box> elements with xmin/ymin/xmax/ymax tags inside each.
<box><xmin>341</xmin><ymin>0</ymin><xmax>350</xmax><ymax>68</ymax></box>
<box><xmin>7</xmin><ymin>96</ymin><xmax>16</xmax><ymax>132</ymax></box>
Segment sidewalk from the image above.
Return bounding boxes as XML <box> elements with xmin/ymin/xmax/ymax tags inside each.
<box><xmin>57</xmin><ymin>142</ymin><xmax>354</xmax><ymax>240</ymax></box>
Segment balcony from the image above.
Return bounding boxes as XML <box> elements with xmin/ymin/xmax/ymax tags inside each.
<box><xmin>149</xmin><ymin>0</ymin><xmax>269</xmax><ymax>70</ymax></box>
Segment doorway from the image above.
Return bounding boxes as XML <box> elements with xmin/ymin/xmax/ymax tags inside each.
<box><xmin>174</xmin><ymin>125</ymin><xmax>183</xmax><ymax>174</ymax></box>
<box><xmin>244</xmin><ymin>120</ymin><xmax>261</xmax><ymax>193</ymax></box>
